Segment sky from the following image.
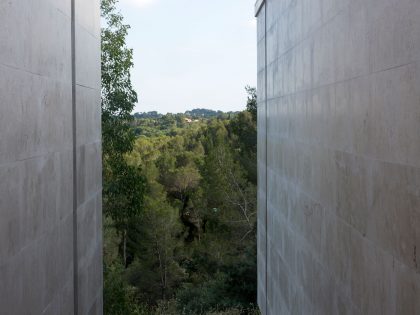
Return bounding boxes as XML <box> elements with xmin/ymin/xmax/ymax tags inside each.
<box><xmin>117</xmin><ymin>0</ymin><xmax>257</xmax><ymax>114</ymax></box>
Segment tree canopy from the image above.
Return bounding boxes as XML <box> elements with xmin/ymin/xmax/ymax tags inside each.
<box><xmin>101</xmin><ymin>1</ymin><xmax>259</xmax><ymax>314</ymax></box>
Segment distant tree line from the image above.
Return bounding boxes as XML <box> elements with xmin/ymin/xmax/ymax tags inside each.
<box><xmin>133</xmin><ymin>108</ymin><xmax>239</xmax><ymax>120</ymax></box>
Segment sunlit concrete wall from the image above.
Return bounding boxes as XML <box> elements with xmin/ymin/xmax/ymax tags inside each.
<box><xmin>75</xmin><ymin>0</ymin><xmax>103</xmax><ymax>313</ymax></box>
<box><xmin>0</xmin><ymin>0</ymin><xmax>102</xmax><ymax>314</ymax></box>
<box><xmin>256</xmin><ymin>0</ymin><xmax>420</xmax><ymax>314</ymax></box>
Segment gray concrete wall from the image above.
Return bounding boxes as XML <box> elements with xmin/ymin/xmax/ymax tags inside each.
<box><xmin>256</xmin><ymin>0</ymin><xmax>420</xmax><ymax>314</ymax></box>
<box><xmin>75</xmin><ymin>0</ymin><xmax>103</xmax><ymax>314</ymax></box>
<box><xmin>0</xmin><ymin>0</ymin><xmax>102</xmax><ymax>314</ymax></box>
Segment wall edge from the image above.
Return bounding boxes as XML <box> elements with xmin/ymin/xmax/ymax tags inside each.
<box><xmin>255</xmin><ymin>0</ymin><xmax>265</xmax><ymax>17</ymax></box>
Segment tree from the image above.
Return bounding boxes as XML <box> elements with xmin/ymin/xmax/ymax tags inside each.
<box><xmin>245</xmin><ymin>86</ymin><xmax>257</xmax><ymax>122</ymax></box>
<box><xmin>202</xmin><ymin>129</ymin><xmax>257</xmax><ymax>242</ymax></box>
<box><xmin>101</xmin><ymin>0</ymin><xmax>145</xmax><ymax>267</ymax></box>
<box><xmin>127</xmin><ymin>196</ymin><xmax>185</xmax><ymax>304</ymax></box>
<box><xmin>229</xmin><ymin>111</ymin><xmax>257</xmax><ymax>184</ymax></box>
<box><xmin>104</xmin><ymin>263</ymin><xmax>148</xmax><ymax>315</ymax></box>
<box><xmin>102</xmin><ymin>0</ymin><xmax>137</xmax><ymax>155</ymax></box>
<box><xmin>126</xmin><ymin>139</ymin><xmax>186</xmax><ymax>304</ymax></box>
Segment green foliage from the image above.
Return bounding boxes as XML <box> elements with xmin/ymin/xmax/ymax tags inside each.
<box><xmin>132</xmin><ymin>109</ymin><xmax>240</xmax><ymax>138</ymax></box>
<box><xmin>184</xmin><ymin>109</ymin><xmax>231</xmax><ymax>118</ymax></box>
<box><xmin>207</xmin><ymin>308</ymin><xmax>260</xmax><ymax>315</ymax></box>
<box><xmin>101</xmin><ymin>0</ymin><xmax>145</xmax><ymax>287</ymax></box>
<box><xmin>245</xmin><ymin>86</ymin><xmax>257</xmax><ymax>122</ymax></box>
<box><xmin>105</xmin><ymin>110</ymin><xmax>258</xmax><ymax>315</ymax></box>
<box><xmin>121</xmin><ymin>105</ymin><xmax>258</xmax><ymax>314</ymax></box>
<box><xmin>103</xmin><ymin>158</ymin><xmax>146</xmax><ymax>230</ymax></box>
<box><xmin>104</xmin><ymin>263</ymin><xmax>147</xmax><ymax>315</ymax></box>
<box><xmin>229</xmin><ymin>111</ymin><xmax>257</xmax><ymax>184</ymax></box>
<box><xmin>101</xmin><ymin>0</ymin><xmax>137</xmax><ymax>156</ymax></box>
<box><xmin>103</xmin><ymin>219</ymin><xmax>158</xmax><ymax>315</ymax></box>
<box><xmin>126</xmin><ymin>196</ymin><xmax>186</xmax><ymax>303</ymax></box>
<box><xmin>101</xmin><ymin>2</ymin><xmax>258</xmax><ymax>311</ymax></box>
<box><xmin>176</xmin><ymin>273</ymin><xmax>233</xmax><ymax>314</ymax></box>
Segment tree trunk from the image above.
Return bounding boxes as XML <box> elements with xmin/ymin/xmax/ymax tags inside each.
<box><xmin>123</xmin><ymin>229</ymin><xmax>127</xmax><ymax>267</ymax></box>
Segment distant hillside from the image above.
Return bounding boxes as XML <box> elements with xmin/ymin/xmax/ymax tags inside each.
<box><xmin>131</xmin><ymin>109</ymin><xmax>240</xmax><ymax>137</ymax></box>
<box><xmin>133</xmin><ymin>111</ymin><xmax>162</xmax><ymax>119</ymax></box>
<box><xmin>186</xmin><ymin>108</ymin><xmax>228</xmax><ymax>118</ymax></box>
<box><xmin>133</xmin><ymin>108</ymin><xmax>239</xmax><ymax>120</ymax></box>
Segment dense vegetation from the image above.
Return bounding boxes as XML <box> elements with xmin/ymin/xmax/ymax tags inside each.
<box><xmin>133</xmin><ymin>108</ymin><xmax>238</xmax><ymax>120</ymax></box>
<box><xmin>131</xmin><ymin>110</ymin><xmax>239</xmax><ymax>138</ymax></box>
<box><xmin>101</xmin><ymin>1</ymin><xmax>259</xmax><ymax>314</ymax></box>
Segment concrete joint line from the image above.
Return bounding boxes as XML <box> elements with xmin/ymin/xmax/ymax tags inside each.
<box><xmin>71</xmin><ymin>0</ymin><xmax>79</xmax><ymax>313</ymax></box>
<box><xmin>264</xmin><ymin>1</ymin><xmax>268</xmax><ymax>314</ymax></box>
<box><xmin>255</xmin><ymin>0</ymin><xmax>265</xmax><ymax>17</ymax></box>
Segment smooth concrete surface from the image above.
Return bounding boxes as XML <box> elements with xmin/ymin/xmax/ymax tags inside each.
<box><xmin>256</xmin><ymin>0</ymin><xmax>420</xmax><ymax>314</ymax></box>
<box><xmin>0</xmin><ymin>0</ymin><xmax>102</xmax><ymax>314</ymax></box>
<box><xmin>75</xmin><ymin>0</ymin><xmax>103</xmax><ymax>314</ymax></box>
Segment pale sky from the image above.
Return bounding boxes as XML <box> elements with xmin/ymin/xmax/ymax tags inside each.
<box><xmin>117</xmin><ymin>0</ymin><xmax>257</xmax><ymax>114</ymax></box>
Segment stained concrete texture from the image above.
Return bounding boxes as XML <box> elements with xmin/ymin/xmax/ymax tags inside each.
<box><xmin>256</xmin><ymin>0</ymin><xmax>420</xmax><ymax>314</ymax></box>
<box><xmin>0</xmin><ymin>0</ymin><xmax>102</xmax><ymax>314</ymax></box>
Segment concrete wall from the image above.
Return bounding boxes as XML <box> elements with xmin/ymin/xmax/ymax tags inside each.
<box><xmin>0</xmin><ymin>0</ymin><xmax>102</xmax><ymax>314</ymax></box>
<box><xmin>256</xmin><ymin>0</ymin><xmax>420</xmax><ymax>314</ymax></box>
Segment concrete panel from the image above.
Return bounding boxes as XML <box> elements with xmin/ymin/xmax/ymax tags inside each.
<box><xmin>75</xmin><ymin>26</ymin><xmax>101</xmax><ymax>90</ymax></box>
<box><xmin>256</xmin><ymin>0</ymin><xmax>420</xmax><ymax>314</ymax></box>
<box><xmin>75</xmin><ymin>0</ymin><xmax>101</xmax><ymax>38</ymax></box>
<box><xmin>257</xmin><ymin>3</ymin><xmax>267</xmax><ymax>313</ymax></box>
<box><xmin>75</xmin><ymin>0</ymin><xmax>103</xmax><ymax>313</ymax></box>
<box><xmin>0</xmin><ymin>0</ymin><xmax>72</xmax><ymax>81</ymax></box>
<box><xmin>0</xmin><ymin>0</ymin><xmax>102</xmax><ymax>313</ymax></box>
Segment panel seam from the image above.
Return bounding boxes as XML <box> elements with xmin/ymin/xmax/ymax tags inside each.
<box><xmin>264</xmin><ymin>2</ymin><xmax>268</xmax><ymax>314</ymax></box>
<box><xmin>255</xmin><ymin>0</ymin><xmax>266</xmax><ymax>17</ymax></box>
<box><xmin>71</xmin><ymin>0</ymin><xmax>79</xmax><ymax>313</ymax></box>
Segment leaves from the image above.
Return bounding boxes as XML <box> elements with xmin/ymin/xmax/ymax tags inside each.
<box><xmin>100</xmin><ymin>1</ymin><xmax>259</xmax><ymax>311</ymax></box>
<box><xmin>102</xmin><ymin>0</ymin><xmax>138</xmax><ymax>157</ymax></box>
<box><xmin>245</xmin><ymin>86</ymin><xmax>257</xmax><ymax>122</ymax></box>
